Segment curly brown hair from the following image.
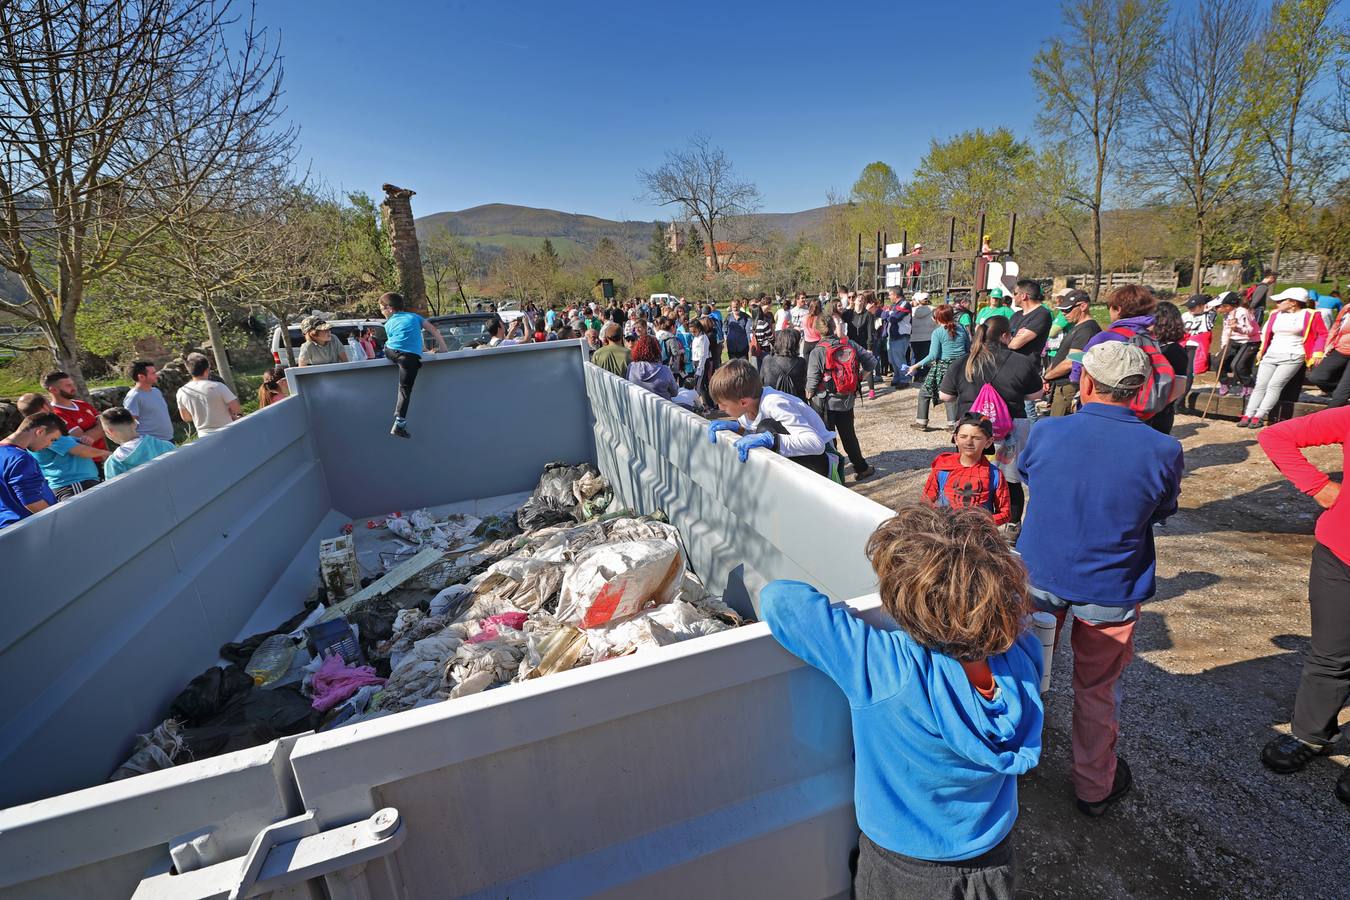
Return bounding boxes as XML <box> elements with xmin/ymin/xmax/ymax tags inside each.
<box><xmin>865</xmin><ymin>504</ymin><xmax>1028</xmax><ymax>661</ymax></box>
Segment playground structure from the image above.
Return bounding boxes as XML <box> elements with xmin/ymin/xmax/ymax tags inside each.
<box><xmin>857</xmin><ymin>212</ymin><xmax>1019</xmax><ymax>300</ymax></box>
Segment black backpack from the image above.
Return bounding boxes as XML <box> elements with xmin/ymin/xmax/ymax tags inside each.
<box><xmin>725</xmin><ymin>316</ymin><xmax>750</xmax><ymax>353</ymax></box>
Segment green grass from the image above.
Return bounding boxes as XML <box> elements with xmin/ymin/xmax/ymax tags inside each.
<box><xmin>0</xmin><ymin>369</ymin><xmax>130</xmax><ymax>399</ymax></box>
<box><xmin>463</xmin><ymin>234</ymin><xmax>587</xmax><ymax>258</ymax></box>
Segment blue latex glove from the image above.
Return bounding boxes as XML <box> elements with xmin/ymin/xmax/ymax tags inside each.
<box><xmin>734</xmin><ymin>431</ymin><xmax>775</xmax><ymax>462</ymax></box>
<box><xmin>707</xmin><ymin>420</ymin><xmax>741</xmax><ymax>444</ymax></box>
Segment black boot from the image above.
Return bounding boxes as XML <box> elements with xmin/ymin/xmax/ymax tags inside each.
<box><xmin>1076</xmin><ymin>757</ymin><xmax>1133</xmax><ymax>817</ymax></box>
<box><xmin>1261</xmin><ymin>734</ymin><xmax>1332</xmax><ymax>775</ymax></box>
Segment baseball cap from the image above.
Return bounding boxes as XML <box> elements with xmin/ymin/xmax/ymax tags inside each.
<box><xmin>1082</xmin><ymin>341</ymin><xmax>1149</xmax><ymax>391</ymax></box>
<box><xmin>1210</xmin><ymin>290</ymin><xmax>1236</xmax><ymax>309</ymax></box>
<box><xmin>1054</xmin><ymin>287</ymin><xmax>1074</xmax><ymax>300</ymax></box>
<box><xmin>1272</xmin><ymin>287</ymin><xmax>1310</xmax><ymax>305</ymax></box>
<box><xmin>1056</xmin><ymin>290</ymin><xmax>1090</xmax><ymax>312</ymax></box>
<box><xmin>299</xmin><ymin>315</ymin><xmax>331</xmax><ymax>333</ymax></box>
<box><xmin>912</xmin><ymin>291</ymin><xmax>930</xmax><ymax>303</ymax></box>
<box><xmin>1184</xmin><ymin>294</ymin><xmax>1209</xmax><ymax>309</ymax></box>
<box><xmin>990</xmin><ymin>288</ymin><xmax>1005</xmax><ymax>299</ymax></box>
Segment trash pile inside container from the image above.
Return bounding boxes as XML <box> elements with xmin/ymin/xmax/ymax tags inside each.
<box><xmin>111</xmin><ymin>462</ymin><xmax>747</xmax><ymax>781</ymax></box>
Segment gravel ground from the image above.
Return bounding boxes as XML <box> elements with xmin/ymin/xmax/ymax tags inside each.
<box><xmin>843</xmin><ymin>381</ymin><xmax>1347</xmax><ymax>899</ymax></box>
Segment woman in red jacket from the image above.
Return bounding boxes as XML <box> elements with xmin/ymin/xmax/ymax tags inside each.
<box><xmin>1256</xmin><ymin>406</ymin><xmax>1349</xmax><ymax>808</ymax></box>
<box><xmin>1239</xmin><ymin>288</ymin><xmax>1328</xmax><ymax>428</ymax></box>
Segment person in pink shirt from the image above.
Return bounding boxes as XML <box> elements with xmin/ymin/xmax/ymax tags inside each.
<box><xmin>1308</xmin><ymin>306</ymin><xmax>1350</xmax><ymax>408</ymax></box>
<box><xmin>1256</xmin><ymin>405</ymin><xmax>1349</xmax><ymax>808</ymax></box>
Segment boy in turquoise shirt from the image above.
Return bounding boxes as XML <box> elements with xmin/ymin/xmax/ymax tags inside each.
<box><xmin>380</xmin><ymin>291</ymin><xmax>448</xmax><ymax>439</ymax></box>
<box><xmin>101</xmin><ymin>407</ymin><xmax>176</xmax><ymax>478</ymax></box>
<box><xmin>31</xmin><ymin>417</ymin><xmax>108</xmax><ymax>500</ymax></box>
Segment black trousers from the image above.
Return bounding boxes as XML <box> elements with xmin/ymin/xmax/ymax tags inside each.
<box><xmin>1292</xmin><ymin>542</ymin><xmax>1350</xmax><ymax>745</ymax></box>
<box><xmin>1308</xmin><ymin>350</ymin><xmax>1350</xmax><ymax>408</ymax></box>
<box><xmin>827</xmin><ymin>407</ymin><xmax>867</xmax><ymax>471</ymax></box>
<box><xmin>1220</xmin><ymin>342</ymin><xmax>1257</xmax><ymax>388</ymax></box>
<box><xmin>384</xmin><ymin>348</ymin><xmax>422</xmax><ymax>419</ymax></box>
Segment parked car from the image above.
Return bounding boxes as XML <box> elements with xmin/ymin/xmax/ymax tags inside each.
<box><xmin>427</xmin><ymin>312</ymin><xmax>499</xmax><ymax>350</ymax></box>
<box><xmin>269</xmin><ymin>318</ymin><xmax>386</xmax><ymax>364</ymax></box>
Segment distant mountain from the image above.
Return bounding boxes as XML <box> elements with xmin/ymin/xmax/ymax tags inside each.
<box><xmin>414</xmin><ymin>202</ymin><xmax>841</xmax><ymax>260</ymax></box>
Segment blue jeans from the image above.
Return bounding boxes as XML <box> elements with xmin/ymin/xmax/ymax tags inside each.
<box><xmin>888</xmin><ymin>336</ymin><xmax>911</xmax><ymax>386</ymax></box>
<box><xmin>1024</xmin><ymin>399</ymin><xmax>1039</xmax><ymax>422</ymax></box>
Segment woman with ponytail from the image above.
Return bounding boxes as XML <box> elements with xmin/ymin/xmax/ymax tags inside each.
<box><xmin>939</xmin><ymin>316</ymin><xmax>1044</xmax><ymax>530</ymax></box>
<box><xmin>906</xmin><ymin>305</ymin><xmax>970</xmax><ymax>431</ymax></box>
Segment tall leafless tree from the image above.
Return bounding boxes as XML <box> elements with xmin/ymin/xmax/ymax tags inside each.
<box><xmin>1131</xmin><ymin>0</ymin><xmax>1257</xmax><ymax>291</ymax></box>
<box><xmin>1032</xmin><ymin>0</ymin><xmax>1166</xmax><ymax>299</ymax></box>
<box><xmin>638</xmin><ymin>135</ymin><xmax>760</xmax><ymax>274</ymax></box>
<box><xmin>0</xmin><ymin>0</ymin><xmax>294</xmax><ymax>394</ymax></box>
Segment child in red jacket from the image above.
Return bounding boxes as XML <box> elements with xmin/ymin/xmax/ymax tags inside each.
<box><xmin>923</xmin><ymin>414</ymin><xmax>1012</xmax><ymax>525</ymax></box>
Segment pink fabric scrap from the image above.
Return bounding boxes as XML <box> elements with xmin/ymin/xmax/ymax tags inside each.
<box><xmin>310</xmin><ymin>654</ymin><xmax>386</xmax><ymax>712</ymax></box>
<box><xmin>466</xmin><ymin>612</ymin><xmax>529</xmax><ymax>644</ymax></box>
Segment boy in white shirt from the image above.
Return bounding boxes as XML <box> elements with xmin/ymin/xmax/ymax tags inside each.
<box><xmin>706</xmin><ymin>359</ymin><xmax>838</xmax><ymax>478</ymax></box>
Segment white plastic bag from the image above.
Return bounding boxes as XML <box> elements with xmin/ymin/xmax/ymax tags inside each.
<box><xmin>556</xmin><ymin>539</ymin><xmax>686</xmax><ymax>628</ymax></box>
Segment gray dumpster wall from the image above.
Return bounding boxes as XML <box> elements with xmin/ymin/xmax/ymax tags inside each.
<box><xmin>0</xmin><ymin>341</ymin><xmax>595</xmax><ymax>808</ymax></box>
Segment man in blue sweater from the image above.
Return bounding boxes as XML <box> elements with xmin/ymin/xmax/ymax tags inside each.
<box><xmin>1017</xmin><ymin>341</ymin><xmax>1183</xmax><ymax>818</ymax></box>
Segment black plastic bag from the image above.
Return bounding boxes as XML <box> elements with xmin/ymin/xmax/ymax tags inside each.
<box><xmin>181</xmin><ymin>684</ymin><xmax>319</xmax><ymax>760</ymax></box>
<box><xmin>517</xmin><ymin>461</ymin><xmax>597</xmax><ymax>531</ymax></box>
<box><xmin>169</xmin><ymin>665</ymin><xmax>255</xmax><ymax>726</ymax></box>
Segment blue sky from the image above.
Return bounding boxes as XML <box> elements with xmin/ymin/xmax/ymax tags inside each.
<box><xmin>259</xmin><ymin>0</ymin><xmax>1064</xmax><ymax>220</ymax></box>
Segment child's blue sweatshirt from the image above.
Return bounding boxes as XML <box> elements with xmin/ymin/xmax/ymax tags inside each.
<box><xmin>760</xmin><ymin>580</ymin><xmax>1044</xmax><ymax>862</ymax></box>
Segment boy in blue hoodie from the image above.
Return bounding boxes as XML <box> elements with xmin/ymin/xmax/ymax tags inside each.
<box><xmin>760</xmin><ymin>504</ymin><xmax>1044</xmax><ymax>899</ymax></box>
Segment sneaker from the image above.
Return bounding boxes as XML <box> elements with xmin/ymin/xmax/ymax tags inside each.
<box><xmin>1261</xmin><ymin>734</ymin><xmax>1333</xmax><ymax>774</ymax></box>
<box><xmin>1076</xmin><ymin>757</ymin><xmax>1133</xmax><ymax>817</ymax></box>
<box><xmin>1237</xmin><ymin>415</ymin><xmax>1251</xmax><ymax>427</ymax></box>
<box><xmin>1218</xmin><ymin>384</ymin><xmax>1230</xmax><ymax>396</ymax></box>
<box><xmin>1250</xmin><ymin>416</ymin><xmax>1266</xmax><ymax>429</ymax></box>
<box><xmin>390</xmin><ymin>423</ymin><xmax>411</xmax><ymax>439</ymax></box>
<box><xmin>1000</xmin><ymin>522</ymin><xmax>1021</xmax><ymax>543</ymax></box>
<box><xmin>910</xmin><ymin>421</ymin><xmax>929</xmax><ymax>432</ymax></box>
<box><xmin>1336</xmin><ymin>764</ymin><xmax>1350</xmax><ymax>807</ymax></box>
<box><xmin>867</xmin><ymin>389</ymin><xmax>876</xmax><ymax>400</ymax></box>
<box><xmin>853</xmin><ymin>464</ymin><xmax>875</xmax><ymax>481</ymax></box>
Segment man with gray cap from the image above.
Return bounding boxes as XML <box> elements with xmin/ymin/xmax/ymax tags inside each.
<box><xmin>1016</xmin><ymin>341</ymin><xmax>1184</xmax><ymax>819</ymax></box>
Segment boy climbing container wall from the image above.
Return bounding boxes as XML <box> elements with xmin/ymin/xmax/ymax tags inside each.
<box><xmin>0</xmin><ymin>341</ymin><xmax>894</xmax><ymax>900</ymax></box>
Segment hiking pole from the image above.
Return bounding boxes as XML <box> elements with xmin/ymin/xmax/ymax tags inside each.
<box><xmin>1201</xmin><ymin>343</ymin><xmax>1229</xmax><ymax>420</ymax></box>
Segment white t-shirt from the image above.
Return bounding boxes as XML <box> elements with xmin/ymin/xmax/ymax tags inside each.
<box><xmin>774</xmin><ymin>308</ymin><xmax>790</xmax><ymax>330</ymax></box>
<box><xmin>177</xmin><ymin>379</ymin><xmax>237</xmax><ymax>435</ymax></box>
<box><xmin>1266</xmin><ymin>310</ymin><xmax>1308</xmax><ymax>358</ymax></box>
<box><xmin>789</xmin><ymin>306</ymin><xmax>808</xmax><ymax>330</ymax></box>
<box><xmin>738</xmin><ymin>388</ymin><xmax>836</xmax><ymax>458</ymax></box>
<box><xmin>692</xmin><ymin>334</ymin><xmax>710</xmax><ymax>366</ymax></box>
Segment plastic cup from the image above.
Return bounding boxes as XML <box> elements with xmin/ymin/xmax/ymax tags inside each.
<box><xmin>1030</xmin><ymin>612</ymin><xmax>1057</xmax><ymax>694</ymax></box>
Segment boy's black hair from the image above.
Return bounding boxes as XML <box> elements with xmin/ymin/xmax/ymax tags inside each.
<box><xmin>1014</xmin><ymin>279</ymin><xmax>1042</xmax><ymax>301</ymax></box>
<box><xmin>42</xmin><ymin>371</ymin><xmax>69</xmax><ymax>389</ymax></box>
<box><xmin>128</xmin><ymin>359</ymin><xmax>155</xmax><ymax>381</ymax></box>
<box><xmin>954</xmin><ymin>413</ymin><xmax>994</xmax><ymax>439</ymax></box>
<box><xmin>379</xmin><ymin>292</ymin><xmax>406</xmax><ymax>311</ymax></box>
<box><xmin>100</xmin><ymin>406</ymin><xmax>136</xmax><ymax>428</ymax></box>
<box><xmin>21</xmin><ymin>412</ymin><xmax>66</xmax><ymax>434</ymax></box>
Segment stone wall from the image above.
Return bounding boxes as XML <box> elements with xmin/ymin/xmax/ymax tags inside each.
<box><xmin>379</xmin><ymin>184</ymin><xmax>428</xmax><ymax>313</ymax></box>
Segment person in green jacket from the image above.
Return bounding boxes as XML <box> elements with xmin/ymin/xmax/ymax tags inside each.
<box><xmin>590</xmin><ymin>322</ymin><xmax>631</xmax><ymax>377</ymax></box>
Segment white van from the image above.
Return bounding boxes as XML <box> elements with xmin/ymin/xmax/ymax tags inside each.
<box><xmin>649</xmin><ymin>293</ymin><xmax>679</xmax><ymax>307</ymax></box>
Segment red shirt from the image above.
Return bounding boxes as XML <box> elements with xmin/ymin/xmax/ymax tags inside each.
<box><xmin>50</xmin><ymin>399</ymin><xmax>105</xmax><ymax>450</ymax></box>
<box><xmin>1258</xmin><ymin>406</ymin><xmax>1350</xmax><ymax>566</ymax></box>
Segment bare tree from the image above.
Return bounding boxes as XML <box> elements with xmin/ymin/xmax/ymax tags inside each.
<box><xmin>421</xmin><ymin>226</ymin><xmax>483</xmax><ymax>314</ymax></box>
<box><xmin>0</xmin><ymin>0</ymin><xmax>293</xmax><ymax>394</ymax></box>
<box><xmin>1032</xmin><ymin>0</ymin><xmax>1166</xmax><ymax>299</ymax></box>
<box><xmin>1131</xmin><ymin>0</ymin><xmax>1257</xmax><ymax>291</ymax></box>
<box><xmin>1241</xmin><ymin>0</ymin><xmax>1341</xmax><ymax>273</ymax></box>
<box><xmin>638</xmin><ymin>135</ymin><xmax>761</xmax><ymax>273</ymax></box>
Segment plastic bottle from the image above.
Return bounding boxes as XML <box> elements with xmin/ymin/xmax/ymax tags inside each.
<box><xmin>244</xmin><ymin>634</ymin><xmax>299</xmax><ymax>687</ymax></box>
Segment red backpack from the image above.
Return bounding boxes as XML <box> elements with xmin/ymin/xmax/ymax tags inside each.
<box><xmin>1106</xmin><ymin>326</ymin><xmax>1176</xmax><ymax>420</ymax></box>
<box><xmin>823</xmin><ymin>342</ymin><xmax>859</xmax><ymax>395</ymax></box>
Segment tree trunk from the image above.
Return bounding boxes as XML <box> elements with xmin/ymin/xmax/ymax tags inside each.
<box><xmin>1270</xmin><ymin>231</ymin><xmax>1283</xmax><ymax>277</ymax></box>
<box><xmin>1091</xmin><ymin>206</ymin><xmax>1103</xmax><ymax>302</ymax></box>
<box><xmin>202</xmin><ymin>299</ymin><xmax>237</xmax><ymax>393</ymax></box>
<box><xmin>1192</xmin><ymin>221</ymin><xmax>1205</xmax><ymax>293</ymax></box>
<box><xmin>47</xmin><ymin>320</ymin><xmax>89</xmax><ymax>399</ymax></box>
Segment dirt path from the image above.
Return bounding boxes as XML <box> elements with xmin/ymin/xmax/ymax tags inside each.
<box><xmin>846</xmin><ymin>384</ymin><xmax>1346</xmax><ymax>899</ymax></box>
